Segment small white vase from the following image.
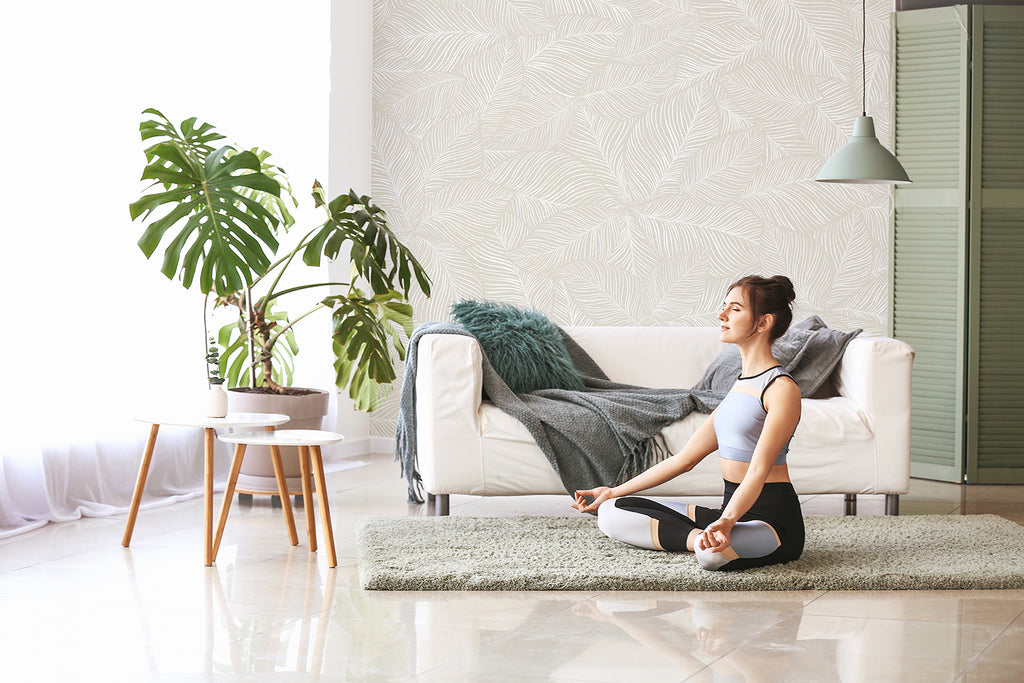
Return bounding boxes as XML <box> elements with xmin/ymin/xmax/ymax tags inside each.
<box><xmin>207</xmin><ymin>383</ymin><xmax>228</xmax><ymax>418</ymax></box>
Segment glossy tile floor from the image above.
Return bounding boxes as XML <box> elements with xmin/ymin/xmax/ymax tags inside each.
<box><xmin>2</xmin><ymin>453</ymin><xmax>1023</xmax><ymax>682</ymax></box>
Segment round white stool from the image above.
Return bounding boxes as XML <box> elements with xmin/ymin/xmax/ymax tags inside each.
<box><xmin>217</xmin><ymin>429</ymin><xmax>344</xmax><ymax>568</ymax></box>
<box><xmin>125</xmin><ymin>412</ymin><xmax>289</xmax><ymax>567</ymax></box>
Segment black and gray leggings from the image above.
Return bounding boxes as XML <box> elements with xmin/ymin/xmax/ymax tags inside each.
<box><xmin>596</xmin><ymin>480</ymin><xmax>805</xmax><ymax>571</ymax></box>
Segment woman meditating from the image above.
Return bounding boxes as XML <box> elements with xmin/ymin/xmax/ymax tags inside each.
<box><xmin>573</xmin><ymin>275</ymin><xmax>804</xmax><ymax>571</ymax></box>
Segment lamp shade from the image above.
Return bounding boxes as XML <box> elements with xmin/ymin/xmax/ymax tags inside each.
<box><xmin>815</xmin><ymin>116</ymin><xmax>911</xmax><ymax>184</ymax></box>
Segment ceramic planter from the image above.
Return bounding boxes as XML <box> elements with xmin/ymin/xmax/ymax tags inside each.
<box><xmin>226</xmin><ymin>388</ymin><xmax>330</xmax><ymax>497</ymax></box>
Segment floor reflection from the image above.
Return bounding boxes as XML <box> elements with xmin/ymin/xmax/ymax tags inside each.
<box><xmin>560</xmin><ymin>595</ymin><xmax>844</xmax><ymax>681</ymax></box>
<box><xmin>202</xmin><ymin>551</ymin><xmax>339</xmax><ymax>677</ymax></box>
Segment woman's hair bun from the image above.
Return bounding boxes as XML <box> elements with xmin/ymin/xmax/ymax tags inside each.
<box><xmin>769</xmin><ymin>275</ymin><xmax>796</xmax><ymax>304</ymax></box>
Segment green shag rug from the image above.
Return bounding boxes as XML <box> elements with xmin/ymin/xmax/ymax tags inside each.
<box><xmin>357</xmin><ymin>514</ymin><xmax>1024</xmax><ymax>591</ymax></box>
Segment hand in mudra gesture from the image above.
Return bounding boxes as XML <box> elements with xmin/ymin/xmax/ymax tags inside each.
<box><xmin>573</xmin><ymin>486</ymin><xmax>615</xmax><ymax>514</ymax></box>
<box><xmin>698</xmin><ymin>517</ymin><xmax>735</xmax><ymax>553</ymax></box>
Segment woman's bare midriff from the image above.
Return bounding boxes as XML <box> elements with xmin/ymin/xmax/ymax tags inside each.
<box><xmin>720</xmin><ymin>459</ymin><xmax>791</xmax><ymax>485</ymax></box>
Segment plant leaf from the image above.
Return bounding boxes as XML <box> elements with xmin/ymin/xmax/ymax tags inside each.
<box><xmin>299</xmin><ymin>190</ymin><xmax>432</xmax><ymax>300</ymax></box>
<box><xmin>129</xmin><ymin>110</ymin><xmax>296</xmax><ymax>296</ymax></box>
<box><xmin>328</xmin><ymin>292</ymin><xmax>411</xmax><ymax>411</ymax></box>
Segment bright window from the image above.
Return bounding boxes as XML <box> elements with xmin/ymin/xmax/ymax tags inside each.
<box><xmin>0</xmin><ymin>0</ymin><xmax>330</xmax><ymax>535</ymax></box>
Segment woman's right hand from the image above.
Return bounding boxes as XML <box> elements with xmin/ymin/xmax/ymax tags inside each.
<box><xmin>573</xmin><ymin>486</ymin><xmax>615</xmax><ymax>513</ymax></box>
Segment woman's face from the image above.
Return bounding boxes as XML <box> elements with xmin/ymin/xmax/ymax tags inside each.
<box><xmin>718</xmin><ymin>287</ymin><xmax>755</xmax><ymax>343</ymax></box>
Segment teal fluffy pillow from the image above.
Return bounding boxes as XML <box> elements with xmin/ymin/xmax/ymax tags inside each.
<box><xmin>451</xmin><ymin>300</ymin><xmax>586</xmax><ymax>394</ymax></box>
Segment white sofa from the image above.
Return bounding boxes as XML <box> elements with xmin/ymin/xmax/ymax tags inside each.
<box><xmin>415</xmin><ymin>326</ymin><xmax>915</xmax><ymax>516</ymax></box>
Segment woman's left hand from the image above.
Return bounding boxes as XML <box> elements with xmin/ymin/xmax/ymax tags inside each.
<box><xmin>572</xmin><ymin>487</ymin><xmax>615</xmax><ymax>513</ymax></box>
<box><xmin>698</xmin><ymin>518</ymin><xmax>735</xmax><ymax>553</ymax></box>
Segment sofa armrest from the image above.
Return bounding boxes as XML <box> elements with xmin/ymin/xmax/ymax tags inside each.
<box><xmin>834</xmin><ymin>336</ymin><xmax>916</xmax><ymax>493</ymax></box>
<box><xmin>415</xmin><ymin>333</ymin><xmax>485</xmax><ymax>493</ymax></box>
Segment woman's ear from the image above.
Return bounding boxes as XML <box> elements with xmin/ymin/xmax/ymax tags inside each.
<box><xmin>757</xmin><ymin>313</ymin><xmax>775</xmax><ymax>335</ymax></box>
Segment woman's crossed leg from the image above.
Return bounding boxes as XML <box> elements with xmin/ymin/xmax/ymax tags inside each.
<box><xmin>596</xmin><ymin>496</ymin><xmax>782</xmax><ymax>571</ymax></box>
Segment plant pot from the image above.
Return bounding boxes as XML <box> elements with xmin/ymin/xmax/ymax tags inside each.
<box><xmin>226</xmin><ymin>387</ymin><xmax>330</xmax><ymax>496</ymax></box>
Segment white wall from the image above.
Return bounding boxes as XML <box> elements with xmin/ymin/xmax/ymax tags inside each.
<box><xmin>337</xmin><ymin>0</ymin><xmax>897</xmax><ymax>441</ymax></box>
<box><xmin>328</xmin><ymin>0</ymin><xmax>374</xmax><ymax>444</ymax></box>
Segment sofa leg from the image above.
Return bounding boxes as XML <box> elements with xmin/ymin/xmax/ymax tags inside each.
<box><xmin>844</xmin><ymin>494</ymin><xmax>857</xmax><ymax>516</ymax></box>
<box><xmin>885</xmin><ymin>494</ymin><xmax>900</xmax><ymax>516</ymax></box>
<box><xmin>433</xmin><ymin>494</ymin><xmax>450</xmax><ymax>516</ymax></box>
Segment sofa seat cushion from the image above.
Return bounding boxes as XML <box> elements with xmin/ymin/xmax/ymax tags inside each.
<box><xmin>480</xmin><ymin>402</ymin><xmax>536</xmax><ymax>443</ymax></box>
<box><xmin>482</xmin><ymin>397</ymin><xmax>872</xmax><ymax>450</ymax></box>
<box><xmin>475</xmin><ymin>395</ymin><xmax>875</xmax><ymax>496</ymax></box>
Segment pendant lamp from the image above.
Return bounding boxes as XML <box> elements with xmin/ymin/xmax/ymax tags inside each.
<box><xmin>816</xmin><ymin>0</ymin><xmax>911</xmax><ymax>184</ymax></box>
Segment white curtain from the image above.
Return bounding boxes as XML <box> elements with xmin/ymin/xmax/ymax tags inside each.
<box><xmin>0</xmin><ymin>420</ymin><xmax>229</xmax><ymax>540</ymax></box>
<box><xmin>0</xmin><ymin>0</ymin><xmax>333</xmax><ymax>538</ymax></box>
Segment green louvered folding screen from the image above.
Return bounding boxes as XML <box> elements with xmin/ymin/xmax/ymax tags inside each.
<box><xmin>892</xmin><ymin>6</ymin><xmax>969</xmax><ymax>482</ymax></box>
<box><xmin>966</xmin><ymin>7</ymin><xmax>1024</xmax><ymax>483</ymax></box>
<box><xmin>892</xmin><ymin>5</ymin><xmax>1024</xmax><ymax>483</ymax></box>
<box><xmin>892</xmin><ymin>210</ymin><xmax>964</xmax><ymax>478</ymax></box>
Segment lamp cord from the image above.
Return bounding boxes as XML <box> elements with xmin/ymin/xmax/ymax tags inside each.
<box><xmin>861</xmin><ymin>0</ymin><xmax>867</xmax><ymax>116</ymax></box>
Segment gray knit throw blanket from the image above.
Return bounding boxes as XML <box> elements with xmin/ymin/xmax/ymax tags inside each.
<box><xmin>395</xmin><ymin>322</ymin><xmax>724</xmax><ymax>503</ymax></box>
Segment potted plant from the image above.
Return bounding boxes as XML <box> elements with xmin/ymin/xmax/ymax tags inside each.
<box><xmin>130</xmin><ymin>108</ymin><xmax>431</xmax><ymax>496</ymax></box>
<box><xmin>205</xmin><ymin>337</ymin><xmax>228</xmax><ymax>418</ymax></box>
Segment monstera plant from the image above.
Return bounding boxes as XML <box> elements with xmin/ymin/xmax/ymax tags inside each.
<box><xmin>129</xmin><ymin>108</ymin><xmax>431</xmax><ymax>411</ymax></box>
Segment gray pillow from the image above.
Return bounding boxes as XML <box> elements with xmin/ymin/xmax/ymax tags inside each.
<box><xmin>693</xmin><ymin>316</ymin><xmax>861</xmax><ymax>396</ymax></box>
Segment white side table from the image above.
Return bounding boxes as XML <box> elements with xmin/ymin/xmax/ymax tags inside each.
<box><xmin>217</xmin><ymin>429</ymin><xmax>345</xmax><ymax>568</ymax></box>
<box><xmin>124</xmin><ymin>413</ymin><xmax>289</xmax><ymax>566</ymax></box>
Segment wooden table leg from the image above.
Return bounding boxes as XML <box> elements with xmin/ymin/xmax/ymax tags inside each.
<box><xmin>298</xmin><ymin>445</ymin><xmax>317</xmax><ymax>552</ymax></box>
<box><xmin>204</xmin><ymin>427</ymin><xmax>215</xmax><ymax>567</ymax></box>
<box><xmin>266</xmin><ymin>426</ymin><xmax>298</xmax><ymax>547</ymax></box>
<box><xmin>213</xmin><ymin>443</ymin><xmax>247</xmax><ymax>562</ymax></box>
<box><xmin>122</xmin><ymin>423</ymin><xmax>160</xmax><ymax>547</ymax></box>
<box><xmin>308</xmin><ymin>445</ymin><xmax>337</xmax><ymax>568</ymax></box>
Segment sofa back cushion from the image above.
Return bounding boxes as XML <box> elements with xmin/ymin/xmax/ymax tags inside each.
<box><xmin>565</xmin><ymin>326</ymin><xmax>723</xmax><ymax>389</ymax></box>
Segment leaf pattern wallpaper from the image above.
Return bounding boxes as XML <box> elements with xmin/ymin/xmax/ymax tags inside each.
<box><xmin>369</xmin><ymin>0</ymin><xmax>894</xmax><ymax>436</ymax></box>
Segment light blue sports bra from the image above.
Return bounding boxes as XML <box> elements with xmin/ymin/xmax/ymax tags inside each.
<box><xmin>713</xmin><ymin>365</ymin><xmax>795</xmax><ymax>465</ymax></box>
